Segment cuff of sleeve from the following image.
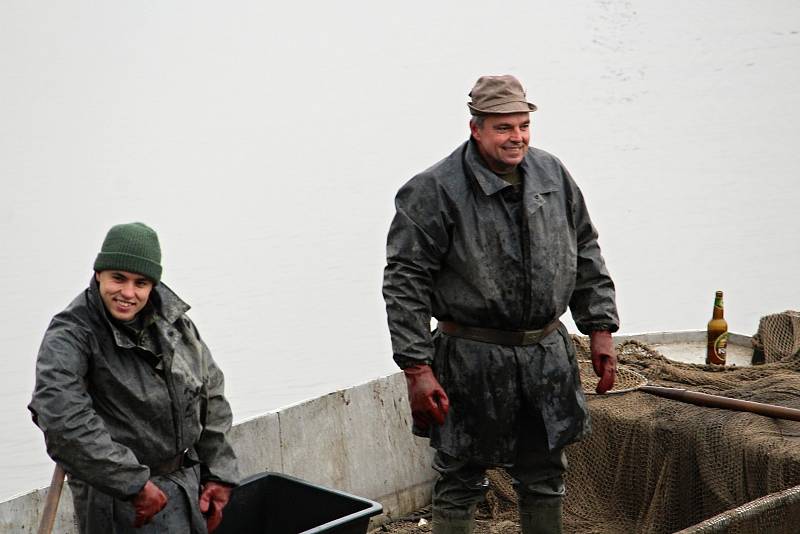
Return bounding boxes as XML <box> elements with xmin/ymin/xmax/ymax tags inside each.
<box><xmin>200</xmin><ymin>463</ymin><xmax>241</xmax><ymax>488</ymax></box>
<box><xmin>201</xmin><ymin>478</ymin><xmax>237</xmax><ymax>488</ymax></box>
<box><xmin>394</xmin><ymin>355</ymin><xmax>433</xmax><ymax>370</ymax></box>
<box><xmin>120</xmin><ymin>477</ymin><xmax>149</xmax><ymax>501</ymax></box>
<box><xmin>577</xmin><ymin>324</ymin><xmax>619</xmax><ymax>335</ymax></box>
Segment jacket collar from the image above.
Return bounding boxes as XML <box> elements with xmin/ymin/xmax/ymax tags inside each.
<box><xmin>464</xmin><ymin>139</ymin><xmax>512</xmax><ymax>196</ymax></box>
<box><xmin>88</xmin><ymin>277</ymin><xmax>190</xmax><ymax>347</ymax></box>
<box><xmin>464</xmin><ymin>138</ymin><xmax>560</xmax><ymax>196</ymax></box>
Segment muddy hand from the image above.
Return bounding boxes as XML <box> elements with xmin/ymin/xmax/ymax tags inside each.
<box><xmin>590</xmin><ymin>330</ymin><xmax>617</xmax><ymax>394</ymax></box>
<box><xmin>132</xmin><ymin>480</ymin><xmax>167</xmax><ymax>527</ymax></box>
<box><xmin>403</xmin><ymin>364</ymin><xmax>450</xmax><ymax>429</ymax></box>
<box><xmin>199</xmin><ymin>481</ymin><xmax>233</xmax><ymax>533</ymax></box>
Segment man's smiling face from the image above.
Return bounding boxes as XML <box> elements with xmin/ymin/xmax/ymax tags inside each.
<box><xmin>95</xmin><ymin>270</ymin><xmax>154</xmax><ymax>321</ymax></box>
<box><xmin>470</xmin><ymin>112</ymin><xmax>531</xmax><ymax>173</ymax></box>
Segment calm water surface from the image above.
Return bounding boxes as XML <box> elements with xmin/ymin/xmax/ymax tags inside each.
<box><xmin>1</xmin><ymin>1</ymin><xmax>799</xmax><ymax>500</ymax></box>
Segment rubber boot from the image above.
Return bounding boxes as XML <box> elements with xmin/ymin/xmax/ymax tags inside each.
<box><xmin>519</xmin><ymin>496</ymin><xmax>563</xmax><ymax>534</ymax></box>
<box><xmin>432</xmin><ymin>509</ymin><xmax>475</xmax><ymax>534</ymax></box>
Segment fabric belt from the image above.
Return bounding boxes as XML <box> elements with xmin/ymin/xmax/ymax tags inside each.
<box><xmin>148</xmin><ymin>450</ymin><xmax>186</xmax><ymax>476</ymax></box>
<box><xmin>438</xmin><ymin>319</ymin><xmax>561</xmax><ymax>346</ymax></box>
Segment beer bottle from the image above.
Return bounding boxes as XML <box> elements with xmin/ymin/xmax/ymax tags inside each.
<box><xmin>706</xmin><ymin>290</ymin><xmax>728</xmax><ymax>365</ymax></box>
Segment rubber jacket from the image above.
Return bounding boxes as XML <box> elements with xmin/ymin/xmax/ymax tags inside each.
<box><xmin>383</xmin><ymin>139</ymin><xmax>619</xmax><ymax>462</ymax></box>
<box><xmin>29</xmin><ymin>278</ymin><xmax>240</xmax><ymax>532</ymax></box>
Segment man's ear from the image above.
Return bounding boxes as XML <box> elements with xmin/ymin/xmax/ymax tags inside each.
<box><xmin>469</xmin><ymin>120</ymin><xmax>481</xmax><ymax>141</ymax></box>
<box><xmin>94</xmin><ymin>271</ymin><xmax>100</xmax><ymax>282</ymax></box>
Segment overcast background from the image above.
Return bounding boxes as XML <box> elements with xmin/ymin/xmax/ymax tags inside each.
<box><xmin>1</xmin><ymin>1</ymin><xmax>799</xmax><ymax>500</ymax></box>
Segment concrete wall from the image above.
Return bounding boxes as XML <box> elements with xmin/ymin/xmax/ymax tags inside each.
<box><xmin>0</xmin><ymin>371</ymin><xmax>436</xmax><ymax>532</ymax></box>
<box><xmin>0</xmin><ymin>483</ymin><xmax>77</xmax><ymax>533</ymax></box>
<box><xmin>230</xmin><ymin>371</ymin><xmax>437</xmax><ymax>519</ymax></box>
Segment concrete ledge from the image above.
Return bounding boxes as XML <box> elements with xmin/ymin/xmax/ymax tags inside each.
<box><xmin>273</xmin><ymin>372</ymin><xmax>436</xmax><ymax>520</ymax></box>
<box><xmin>229</xmin><ymin>410</ymin><xmax>282</xmax><ymax>476</ymax></box>
<box><xmin>0</xmin><ymin>483</ymin><xmax>76</xmax><ymax>533</ymax></box>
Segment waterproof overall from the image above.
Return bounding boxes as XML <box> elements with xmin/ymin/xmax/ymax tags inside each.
<box><xmin>383</xmin><ymin>140</ymin><xmax>619</xmax><ymax>531</ymax></box>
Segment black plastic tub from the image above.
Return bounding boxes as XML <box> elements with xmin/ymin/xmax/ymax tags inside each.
<box><xmin>215</xmin><ymin>472</ymin><xmax>383</xmax><ymax>534</ymax></box>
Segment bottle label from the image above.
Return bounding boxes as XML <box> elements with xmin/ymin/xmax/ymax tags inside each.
<box><xmin>714</xmin><ymin>332</ymin><xmax>728</xmax><ymax>361</ymax></box>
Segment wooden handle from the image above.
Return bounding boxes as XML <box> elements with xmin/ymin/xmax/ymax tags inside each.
<box><xmin>640</xmin><ymin>385</ymin><xmax>800</xmax><ymax>422</ymax></box>
<box><xmin>37</xmin><ymin>464</ymin><xmax>66</xmax><ymax>534</ymax></box>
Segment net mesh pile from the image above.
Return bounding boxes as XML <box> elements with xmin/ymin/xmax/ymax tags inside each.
<box><xmin>564</xmin><ymin>336</ymin><xmax>800</xmax><ymax>533</ymax></box>
<box><xmin>372</xmin><ymin>333</ymin><xmax>800</xmax><ymax>534</ymax></box>
<box><xmin>752</xmin><ymin>311</ymin><xmax>800</xmax><ymax>363</ymax></box>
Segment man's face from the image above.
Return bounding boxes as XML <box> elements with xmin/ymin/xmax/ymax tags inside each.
<box><xmin>470</xmin><ymin>112</ymin><xmax>531</xmax><ymax>173</ymax></box>
<box><xmin>95</xmin><ymin>270</ymin><xmax>154</xmax><ymax>321</ymax></box>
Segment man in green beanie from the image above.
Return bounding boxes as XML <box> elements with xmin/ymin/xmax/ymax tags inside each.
<box><xmin>29</xmin><ymin>222</ymin><xmax>240</xmax><ymax>533</ymax></box>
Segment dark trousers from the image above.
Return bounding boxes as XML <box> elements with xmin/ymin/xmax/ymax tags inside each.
<box><xmin>432</xmin><ymin>446</ymin><xmax>567</xmax><ymax>518</ymax></box>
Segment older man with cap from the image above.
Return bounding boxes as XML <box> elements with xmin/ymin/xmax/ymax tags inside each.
<box><xmin>29</xmin><ymin>222</ymin><xmax>240</xmax><ymax>533</ymax></box>
<box><xmin>382</xmin><ymin>75</ymin><xmax>619</xmax><ymax>533</ymax></box>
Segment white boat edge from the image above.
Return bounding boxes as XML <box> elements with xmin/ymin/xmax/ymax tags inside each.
<box><xmin>613</xmin><ymin>329</ymin><xmax>752</xmax><ymax>347</ymax></box>
<box><xmin>0</xmin><ymin>330</ymin><xmax>755</xmax><ymax>532</ymax></box>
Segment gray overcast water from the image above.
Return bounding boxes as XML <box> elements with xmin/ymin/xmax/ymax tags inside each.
<box><xmin>2</xmin><ymin>1</ymin><xmax>799</xmax><ymax>501</ymax></box>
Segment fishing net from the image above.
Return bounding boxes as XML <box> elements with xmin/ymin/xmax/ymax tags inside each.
<box><xmin>564</xmin><ymin>336</ymin><xmax>800</xmax><ymax>534</ymax></box>
<box><xmin>752</xmin><ymin>310</ymin><xmax>800</xmax><ymax>363</ymax></box>
<box><xmin>372</xmin><ymin>333</ymin><xmax>800</xmax><ymax>534</ymax></box>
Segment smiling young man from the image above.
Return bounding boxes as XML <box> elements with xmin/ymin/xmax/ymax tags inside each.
<box><xmin>95</xmin><ymin>270</ymin><xmax>154</xmax><ymax>321</ymax></box>
<box><xmin>29</xmin><ymin>222</ymin><xmax>240</xmax><ymax>533</ymax></box>
<box><xmin>383</xmin><ymin>75</ymin><xmax>619</xmax><ymax>534</ymax></box>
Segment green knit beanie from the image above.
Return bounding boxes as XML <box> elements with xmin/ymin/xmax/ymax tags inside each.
<box><xmin>93</xmin><ymin>222</ymin><xmax>162</xmax><ymax>282</ymax></box>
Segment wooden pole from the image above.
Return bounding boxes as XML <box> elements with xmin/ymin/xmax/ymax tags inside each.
<box><xmin>640</xmin><ymin>385</ymin><xmax>800</xmax><ymax>422</ymax></box>
<box><xmin>36</xmin><ymin>464</ymin><xmax>65</xmax><ymax>534</ymax></box>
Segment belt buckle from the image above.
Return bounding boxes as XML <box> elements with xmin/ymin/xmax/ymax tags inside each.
<box><xmin>520</xmin><ymin>329</ymin><xmax>541</xmax><ymax>345</ymax></box>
